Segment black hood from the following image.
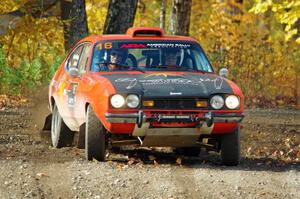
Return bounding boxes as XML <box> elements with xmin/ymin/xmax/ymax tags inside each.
<box><xmin>100</xmin><ymin>73</ymin><xmax>233</xmax><ymax>98</ymax></box>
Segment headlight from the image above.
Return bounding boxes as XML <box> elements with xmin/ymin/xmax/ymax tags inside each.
<box><xmin>210</xmin><ymin>95</ymin><xmax>224</xmax><ymax>109</ymax></box>
<box><xmin>126</xmin><ymin>94</ymin><xmax>139</xmax><ymax>108</ymax></box>
<box><xmin>225</xmin><ymin>95</ymin><xmax>240</xmax><ymax>109</ymax></box>
<box><xmin>110</xmin><ymin>94</ymin><xmax>125</xmax><ymax>108</ymax></box>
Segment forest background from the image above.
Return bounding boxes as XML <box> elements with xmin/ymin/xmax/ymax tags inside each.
<box><xmin>0</xmin><ymin>0</ymin><xmax>299</xmax><ymax>109</ymax></box>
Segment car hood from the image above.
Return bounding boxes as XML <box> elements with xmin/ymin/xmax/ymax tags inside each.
<box><xmin>99</xmin><ymin>73</ymin><xmax>233</xmax><ymax>98</ymax></box>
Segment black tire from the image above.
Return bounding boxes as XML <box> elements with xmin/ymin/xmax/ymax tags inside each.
<box><xmin>85</xmin><ymin>105</ymin><xmax>106</xmax><ymax>161</ymax></box>
<box><xmin>175</xmin><ymin>147</ymin><xmax>201</xmax><ymax>156</ymax></box>
<box><xmin>51</xmin><ymin>104</ymin><xmax>74</xmax><ymax>148</ymax></box>
<box><xmin>220</xmin><ymin>126</ymin><xmax>240</xmax><ymax>166</ymax></box>
<box><xmin>76</xmin><ymin>123</ymin><xmax>86</xmax><ymax>149</ymax></box>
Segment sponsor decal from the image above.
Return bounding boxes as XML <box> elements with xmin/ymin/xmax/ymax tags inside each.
<box><xmin>144</xmin><ymin>73</ymin><xmax>183</xmax><ymax>78</ymax></box>
<box><xmin>170</xmin><ymin>92</ymin><xmax>182</xmax><ymax>96</ymax></box>
<box><xmin>67</xmin><ymin>83</ymin><xmax>78</xmax><ymax>106</ymax></box>
<box><xmin>139</xmin><ymin>78</ymin><xmax>200</xmax><ymax>86</ymax></box>
<box><xmin>146</xmin><ymin>43</ymin><xmax>191</xmax><ymax>48</ymax></box>
<box><xmin>58</xmin><ymin>80</ymin><xmax>66</xmax><ymax>98</ymax></box>
<box><xmin>103</xmin><ymin>74</ymin><xmax>230</xmax><ymax>95</ymax></box>
<box><xmin>214</xmin><ymin>77</ymin><xmax>224</xmax><ymax>90</ymax></box>
<box><xmin>115</xmin><ymin>78</ymin><xmax>137</xmax><ymax>89</ymax></box>
<box><xmin>120</xmin><ymin>44</ymin><xmax>147</xmax><ymax>48</ymax></box>
<box><xmin>51</xmin><ymin>80</ymin><xmax>59</xmax><ymax>88</ymax></box>
<box><xmin>114</xmin><ymin>77</ymin><xmax>201</xmax><ymax>89</ymax></box>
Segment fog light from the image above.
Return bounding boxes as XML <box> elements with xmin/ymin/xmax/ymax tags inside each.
<box><xmin>196</xmin><ymin>100</ymin><xmax>208</xmax><ymax>108</ymax></box>
<box><xmin>143</xmin><ymin>100</ymin><xmax>154</xmax><ymax>107</ymax></box>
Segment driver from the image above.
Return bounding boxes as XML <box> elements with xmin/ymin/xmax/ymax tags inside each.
<box><xmin>164</xmin><ymin>48</ymin><xmax>180</xmax><ymax>66</ymax></box>
<box><xmin>108</xmin><ymin>49</ymin><xmax>127</xmax><ymax>70</ymax></box>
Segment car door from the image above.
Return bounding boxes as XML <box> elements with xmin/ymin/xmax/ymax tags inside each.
<box><xmin>61</xmin><ymin>44</ymin><xmax>84</xmax><ymax>130</ymax></box>
<box><xmin>69</xmin><ymin>43</ymin><xmax>92</xmax><ymax>126</ymax></box>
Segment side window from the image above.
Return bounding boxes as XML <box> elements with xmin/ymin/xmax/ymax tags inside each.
<box><xmin>78</xmin><ymin>43</ymin><xmax>92</xmax><ymax>73</ymax></box>
<box><xmin>66</xmin><ymin>45</ymin><xmax>84</xmax><ymax>70</ymax></box>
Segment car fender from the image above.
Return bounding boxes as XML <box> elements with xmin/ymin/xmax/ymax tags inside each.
<box><xmin>84</xmin><ymin>75</ymin><xmax>116</xmax><ymax>130</ymax></box>
<box><xmin>224</xmin><ymin>78</ymin><xmax>244</xmax><ymax>112</ymax></box>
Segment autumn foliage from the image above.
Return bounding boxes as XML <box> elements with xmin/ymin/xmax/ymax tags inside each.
<box><xmin>0</xmin><ymin>0</ymin><xmax>299</xmax><ymax>108</ymax></box>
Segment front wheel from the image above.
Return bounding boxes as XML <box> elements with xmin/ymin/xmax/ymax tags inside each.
<box><xmin>85</xmin><ymin>105</ymin><xmax>106</xmax><ymax>161</ymax></box>
<box><xmin>51</xmin><ymin>104</ymin><xmax>74</xmax><ymax>148</ymax></box>
<box><xmin>220</xmin><ymin>126</ymin><xmax>240</xmax><ymax>166</ymax></box>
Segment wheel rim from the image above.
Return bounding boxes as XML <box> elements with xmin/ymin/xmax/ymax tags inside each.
<box><xmin>51</xmin><ymin>106</ymin><xmax>61</xmax><ymax>147</ymax></box>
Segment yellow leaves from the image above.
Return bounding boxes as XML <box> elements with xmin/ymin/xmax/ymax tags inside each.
<box><xmin>190</xmin><ymin>0</ymin><xmax>298</xmax><ymax>106</ymax></box>
<box><xmin>86</xmin><ymin>0</ymin><xmax>108</xmax><ymax>34</ymax></box>
<box><xmin>0</xmin><ymin>15</ymin><xmax>64</xmax><ymax>68</ymax></box>
<box><xmin>0</xmin><ymin>0</ymin><xmax>26</xmax><ymax>14</ymax></box>
<box><xmin>249</xmin><ymin>1</ymin><xmax>270</xmax><ymax>14</ymax></box>
<box><xmin>285</xmin><ymin>29</ymin><xmax>298</xmax><ymax>41</ymax></box>
<box><xmin>251</xmin><ymin>0</ymin><xmax>300</xmax><ymax>43</ymax></box>
<box><xmin>258</xmin><ymin>63</ymin><xmax>264</xmax><ymax>71</ymax></box>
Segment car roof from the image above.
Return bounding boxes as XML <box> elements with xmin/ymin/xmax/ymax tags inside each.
<box><xmin>78</xmin><ymin>27</ymin><xmax>199</xmax><ymax>44</ymax></box>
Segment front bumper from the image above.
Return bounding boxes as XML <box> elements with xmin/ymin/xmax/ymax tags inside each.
<box><xmin>105</xmin><ymin>111</ymin><xmax>244</xmax><ymax>146</ymax></box>
<box><xmin>105</xmin><ymin>111</ymin><xmax>244</xmax><ymax>127</ymax></box>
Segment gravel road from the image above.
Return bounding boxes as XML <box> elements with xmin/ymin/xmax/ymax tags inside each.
<box><xmin>0</xmin><ymin>99</ymin><xmax>299</xmax><ymax>199</ymax></box>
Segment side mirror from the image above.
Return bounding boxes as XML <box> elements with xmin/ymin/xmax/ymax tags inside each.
<box><xmin>69</xmin><ymin>67</ymin><xmax>80</xmax><ymax>78</ymax></box>
<box><xmin>219</xmin><ymin>68</ymin><xmax>229</xmax><ymax>78</ymax></box>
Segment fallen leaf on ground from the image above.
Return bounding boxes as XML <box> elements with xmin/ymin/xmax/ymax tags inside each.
<box><xmin>247</xmin><ymin>147</ymin><xmax>252</xmax><ymax>154</ymax></box>
<box><xmin>149</xmin><ymin>155</ymin><xmax>156</xmax><ymax>161</ymax></box>
<box><xmin>128</xmin><ymin>159</ymin><xmax>135</xmax><ymax>165</ymax></box>
<box><xmin>297</xmin><ymin>150</ymin><xmax>300</xmax><ymax>158</ymax></box>
<box><xmin>153</xmin><ymin>160</ymin><xmax>159</xmax><ymax>166</ymax></box>
<box><xmin>36</xmin><ymin>173</ymin><xmax>49</xmax><ymax>177</ymax></box>
<box><xmin>176</xmin><ymin>157</ymin><xmax>182</xmax><ymax>165</ymax></box>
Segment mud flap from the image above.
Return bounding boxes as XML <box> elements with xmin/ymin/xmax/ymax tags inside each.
<box><xmin>42</xmin><ymin>114</ymin><xmax>52</xmax><ymax>131</ymax></box>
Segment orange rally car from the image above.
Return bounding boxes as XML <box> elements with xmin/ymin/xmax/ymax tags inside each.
<box><xmin>44</xmin><ymin>27</ymin><xmax>244</xmax><ymax>166</ymax></box>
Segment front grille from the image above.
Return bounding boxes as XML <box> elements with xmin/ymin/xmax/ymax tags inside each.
<box><xmin>142</xmin><ymin>98</ymin><xmax>208</xmax><ymax>109</ymax></box>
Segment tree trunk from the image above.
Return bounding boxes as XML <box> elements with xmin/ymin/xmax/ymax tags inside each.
<box><xmin>60</xmin><ymin>0</ymin><xmax>89</xmax><ymax>50</ymax></box>
<box><xmin>296</xmin><ymin>65</ymin><xmax>300</xmax><ymax>109</ymax></box>
<box><xmin>168</xmin><ymin>0</ymin><xmax>192</xmax><ymax>36</ymax></box>
<box><xmin>295</xmin><ymin>21</ymin><xmax>300</xmax><ymax>109</ymax></box>
<box><xmin>103</xmin><ymin>0</ymin><xmax>138</xmax><ymax>34</ymax></box>
<box><xmin>160</xmin><ymin>0</ymin><xmax>167</xmax><ymax>30</ymax></box>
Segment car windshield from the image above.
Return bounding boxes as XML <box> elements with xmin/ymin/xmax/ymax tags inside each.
<box><xmin>90</xmin><ymin>40</ymin><xmax>213</xmax><ymax>72</ymax></box>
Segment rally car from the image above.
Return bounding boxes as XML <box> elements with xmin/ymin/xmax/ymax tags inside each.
<box><xmin>44</xmin><ymin>27</ymin><xmax>244</xmax><ymax>166</ymax></box>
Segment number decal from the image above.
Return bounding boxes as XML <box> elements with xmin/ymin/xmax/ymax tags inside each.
<box><xmin>104</xmin><ymin>42</ymin><xmax>112</xmax><ymax>49</ymax></box>
<box><xmin>97</xmin><ymin>42</ymin><xmax>113</xmax><ymax>50</ymax></box>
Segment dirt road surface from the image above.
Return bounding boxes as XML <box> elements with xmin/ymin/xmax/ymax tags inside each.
<box><xmin>0</xmin><ymin>97</ymin><xmax>299</xmax><ymax>199</ymax></box>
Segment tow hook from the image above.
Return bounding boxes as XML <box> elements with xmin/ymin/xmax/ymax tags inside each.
<box><xmin>205</xmin><ymin>112</ymin><xmax>214</xmax><ymax>127</ymax></box>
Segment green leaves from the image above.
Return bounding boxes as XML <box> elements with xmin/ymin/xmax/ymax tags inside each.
<box><xmin>0</xmin><ymin>45</ymin><xmax>64</xmax><ymax>95</ymax></box>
